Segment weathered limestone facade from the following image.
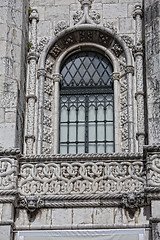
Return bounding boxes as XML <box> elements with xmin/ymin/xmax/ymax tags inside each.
<box><xmin>0</xmin><ymin>0</ymin><xmax>160</xmax><ymax>240</ymax></box>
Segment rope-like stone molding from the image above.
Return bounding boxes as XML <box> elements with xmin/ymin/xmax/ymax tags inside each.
<box><xmin>0</xmin><ymin>148</ymin><xmax>21</xmax><ymax>156</ymax></box>
<box><xmin>0</xmin><ymin>190</ymin><xmax>18</xmax><ymax>195</ymax></box>
<box><xmin>20</xmin><ymin>152</ymin><xmax>143</xmax><ymax>161</ymax></box>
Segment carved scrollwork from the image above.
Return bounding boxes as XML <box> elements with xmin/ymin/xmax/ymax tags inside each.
<box><xmin>73</xmin><ymin>11</ymin><xmax>83</xmax><ymax>24</ymax></box>
<box><xmin>104</xmin><ymin>21</ymin><xmax>117</xmax><ymax>32</ymax></box>
<box><xmin>37</xmin><ymin>37</ymin><xmax>50</xmax><ymax>54</ymax></box>
<box><xmin>18</xmin><ymin>160</ymin><xmax>145</xmax><ymax>195</ymax></box>
<box><xmin>121</xmin><ymin>35</ymin><xmax>134</xmax><ymax>49</ymax></box>
<box><xmin>111</xmin><ymin>43</ymin><xmax>123</xmax><ymax>57</ymax></box>
<box><xmin>0</xmin><ymin>158</ymin><xmax>18</xmax><ymax>190</ymax></box>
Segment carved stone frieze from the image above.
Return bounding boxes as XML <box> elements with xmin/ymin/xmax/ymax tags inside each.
<box><xmin>18</xmin><ymin>159</ymin><xmax>145</xmax><ymax>195</ymax></box>
<box><xmin>0</xmin><ymin>158</ymin><xmax>18</xmax><ymax>190</ymax></box>
<box><xmin>54</xmin><ymin>20</ymin><xmax>69</xmax><ymax>35</ymax></box>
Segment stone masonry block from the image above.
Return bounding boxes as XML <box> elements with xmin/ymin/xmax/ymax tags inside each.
<box><xmin>0</xmin><ymin>225</ymin><xmax>11</xmax><ymax>240</ymax></box>
<box><xmin>119</xmin><ymin>18</ymin><xmax>135</xmax><ymax>33</ymax></box>
<box><xmin>52</xmin><ymin>208</ymin><xmax>72</xmax><ymax>226</ymax></box>
<box><xmin>103</xmin><ymin>4</ymin><xmax>127</xmax><ymax>19</ymax></box>
<box><xmin>0</xmin><ymin>108</ymin><xmax>5</xmax><ymax>123</ymax></box>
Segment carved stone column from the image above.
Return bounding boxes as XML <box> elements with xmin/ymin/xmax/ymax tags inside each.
<box><xmin>53</xmin><ymin>74</ymin><xmax>62</xmax><ymax>154</ymax></box>
<box><xmin>133</xmin><ymin>4</ymin><xmax>145</xmax><ymax>152</ymax></box>
<box><xmin>125</xmin><ymin>66</ymin><xmax>135</xmax><ymax>152</ymax></box>
<box><xmin>25</xmin><ymin>10</ymin><xmax>39</xmax><ymax>154</ymax></box>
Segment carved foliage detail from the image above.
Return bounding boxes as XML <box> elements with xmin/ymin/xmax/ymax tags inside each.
<box><xmin>147</xmin><ymin>154</ymin><xmax>160</xmax><ymax>186</ymax></box>
<box><xmin>18</xmin><ymin>160</ymin><xmax>145</xmax><ymax>195</ymax></box>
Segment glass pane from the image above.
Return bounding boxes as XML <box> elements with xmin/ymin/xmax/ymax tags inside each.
<box><xmin>78</xmin><ymin>105</ymin><xmax>85</xmax><ymax>121</ymax></box>
<box><xmin>97</xmin><ymin>143</ymin><xmax>105</xmax><ymax>153</ymax></box>
<box><xmin>61</xmin><ymin>108</ymin><xmax>68</xmax><ymax>122</ymax></box>
<box><xmin>106</xmin><ymin>123</ymin><xmax>114</xmax><ymax>141</ymax></box>
<box><xmin>69</xmin><ymin>123</ymin><xmax>76</xmax><ymax>141</ymax></box>
<box><xmin>88</xmin><ymin>105</ymin><xmax>95</xmax><ymax>121</ymax></box>
<box><xmin>78</xmin><ymin>123</ymin><xmax>85</xmax><ymax>141</ymax></box>
<box><xmin>106</xmin><ymin>105</ymin><xmax>113</xmax><ymax>121</ymax></box>
<box><xmin>69</xmin><ymin>106</ymin><xmax>76</xmax><ymax>121</ymax></box>
<box><xmin>106</xmin><ymin>143</ymin><xmax>114</xmax><ymax>153</ymax></box>
<box><xmin>97</xmin><ymin>105</ymin><xmax>104</xmax><ymax>121</ymax></box>
<box><xmin>60</xmin><ymin>123</ymin><xmax>67</xmax><ymax>142</ymax></box>
<box><xmin>78</xmin><ymin>143</ymin><xmax>85</xmax><ymax>153</ymax></box>
<box><xmin>97</xmin><ymin>123</ymin><xmax>104</xmax><ymax>141</ymax></box>
<box><xmin>88</xmin><ymin>144</ymin><xmax>96</xmax><ymax>153</ymax></box>
<box><xmin>69</xmin><ymin>144</ymin><xmax>76</xmax><ymax>154</ymax></box>
<box><xmin>88</xmin><ymin>123</ymin><xmax>96</xmax><ymax>141</ymax></box>
<box><xmin>60</xmin><ymin>144</ymin><xmax>67</xmax><ymax>154</ymax></box>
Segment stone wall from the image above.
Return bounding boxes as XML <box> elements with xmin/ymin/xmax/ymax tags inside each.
<box><xmin>144</xmin><ymin>0</ymin><xmax>160</xmax><ymax>144</ymax></box>
<box><xmin>0</xmin><ymin>0</ymin><xmax>28</xmax><ymax>151</ymax></box>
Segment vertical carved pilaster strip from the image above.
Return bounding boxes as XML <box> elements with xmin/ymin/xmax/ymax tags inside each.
<box><xmin>112</xmin><ymin>73</ymin><xmax>121</xmax><ymax>152</ymax></box>
<box><xmin>133</xmin><ymin>4</ymin><xmax>145</xmax><ymax>152</ymax></box>
<box><xmin>125</xmin><ymin>66</ymin><xmax>135</xmax><ymax>152</ymax></box>
<box><xmin>25</xmin><ymin>9</ymin><xmax>39</xmax><ymax>154</ymax></box>
<box><xmin>53</xmin><ymin>73</ymin><xmax>62</xmax><ymax>154</ymax></box>
<box><xmin>37</xmin><ymin>69</ymin><xmax>46</xmax><ymax>154</ymax></box>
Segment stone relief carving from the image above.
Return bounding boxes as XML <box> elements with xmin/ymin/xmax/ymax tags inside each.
<box><xmin>54</xmin><ymin>20</ymin><xmax>69</xmax><ymax>35</ymax></box>
<box><xmin>0</xmin><ymin>158</ymin><xmax>18</xmax><ymax>190</ymax></box>
<box><xmin>73</xmin><ymin>11</ymin><xmax>83</xmax><ymax>24</ymax></box>
<box><xmin>122</xmin><ymin>192</ymin><xmax>145</xmax><ymax>209</ymax></box>
<box><xmin>147</xmin><ymin>154</ymin><xmax>160</xmax><ymax>186</ymax></box>
<box><xmin>19</xmin><ymin>194</ymin><xmax>44</xmax><ymax>212</ymax></box>
<box><xmin>111</xmin><ymin>43</ymin><xmax>123</xmax><ymax>57</ymax></box>
<box><xmin>103</xmin><ymin>21</ymin><xmax>117</xmax><ymax>32</ymax></box>
<box><xmin>89</xmin><ymin>11</ymin><xmax>100</xmax><ymax>24</ymax></box>
<box><xmin>18</xmin><ymin>160</ymin><xmax>145</xmax><ymax>195</ymax></box>
<box><xmin>121</xmin><ymin>35</ymin><xmax>134</xmax><ymax>49</ymax></box>
<box><xmin>37</xmin><ymin>37</ymin><xmax>50</xmax><ymax>54</ymax></box>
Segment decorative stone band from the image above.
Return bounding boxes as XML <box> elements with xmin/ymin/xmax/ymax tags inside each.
<box><xmin>0</xmin><ymin>148</ymin><xmax>20</xmax><ymax>157</ymax></box>
<box><xmin>26</xmin><ymin>95</ymin><xmax>37</xmax><ymax>102</ymax></box>
<box><xmin>37</xmin><ymin>69</ymin><xmax>46</xmax><ymax>78</ymax></box>
<box><xmin>111</xmin><ymin>72</ymin><xmax>120</xmax><ymax>81</ymax></box>
<box><xmin>18</xmin><ymin>191</ymin><xmax>147</xmax><ymax>212</ymax></box>
<box><xmin>149</xmin><ymin>218</ymin><xmax>160</xmax><ymax>223</ymax></box>
<box><xmin>133</xmin><ymin>4</ymin><xmax>143</xmax><ymax>18</ymax></box>
<box><xmin>25</xmin><ymin>135</ymin><xmax>35</xmax><ymax>142</ymax></box>
<box><xmin>29</xmin><ymin>9</ymin><xmax>39</xmax><ymax>21</ymax></box>
<box><xmin>125</xmin><ymin>66</ymin><xmax>134</xmax><ymax>75</ymax></box>
<box><xmin>27</xmin><ymin>50</ymin><xmax>39</xmax><ymax>62</ymax></box>
<box><xmin>135</xmin><ymin>91</ymin><xmax>144</xmax><ymax>99</ymax></box>
<box><xmin>18</xmin><ymin>159</ymin><xmax>145</xmax><ymax>195</ymax></box>
<box><xmin>53</xmin><ymin>73</ymin><xmax>62</xmax><ymax>82</ymax></box>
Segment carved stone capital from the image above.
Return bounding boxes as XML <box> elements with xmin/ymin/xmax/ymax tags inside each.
<box><xmin>37</xmin><ymin>69</ymin><xmax>46</xmax><ymax>78</ymax></box>
<box><xmin>79</xmin><ymin>0</ymin><xmax>93</xmax><ymax>9</ymax></box>
<box><xmin>29</xmin><ymin>9</ymin><xmax>39</xmax><ymax>21</ymax></box>
<box><xmin>125</xmin><ymin>66</ymin><xmax>134</xmax><ymax>75</ymax></box>
<box><xmin>112</xmin><ymin>72</ymin><xmax>120</xmax><ymax>81</ymax></box>
<box><xmin>28</xmin><ymin>49</ymin><xmax>39</xmax><ymax>62</ymax></box>
<box><xmin>25</xmin><ymin>135</ymin><xmax>35</xmax><ymax>142</ymax></box>
<box><xmin>133</xmin><ymin>43</ymin><xmax>143</xmax><ymax>57</ymax></box>
<box><xmin>133</xmin><ymin>4</ymin><xmax>143</xmax><ymax>18</ymax></box>
<box><xmin>53</xmin><ymin>73</ymin><xmax>62</xmax><ymax>83</ymax></box>
<box><xmin>26</xmin><ymin>95</ymin><xmax>37</xmax><ymax>102</ymax></box>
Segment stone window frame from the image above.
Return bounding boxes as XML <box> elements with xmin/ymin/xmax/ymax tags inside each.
<box><xmin>37</xmin><ymin>25</ymin><xmax>134</xmax><ymax>155</ymax></box>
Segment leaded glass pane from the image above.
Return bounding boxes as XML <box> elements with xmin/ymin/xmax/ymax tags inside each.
<box><xmin>59</xmin><ymin>51</ymin><xmax>114</xmax><ymax>154</ymax></box>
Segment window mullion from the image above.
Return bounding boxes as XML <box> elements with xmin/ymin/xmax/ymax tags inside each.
<box><xmin>85</xmin><ymin>95</ymin><xmax>89</xmax><ymax>153</ymax></box>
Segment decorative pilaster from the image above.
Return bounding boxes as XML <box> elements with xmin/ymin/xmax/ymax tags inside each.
<box><xmin>125</xmin><ymin>66</ymin><xmax>135</xmax><ymax>152</ymax></box>
<box><xmin>53</xmin><ymin>73</ymin><xmax>62</xmax><ymax>154</ymax></box>
<box><xmin>133</xmin><ymin>4</ymin><xmax>145</xmax><ymax>152</ymax></box>
<box><xmin>25</xmin><ymin>9</ymin><xmax>39</xmax><ymax>154</ymax></box>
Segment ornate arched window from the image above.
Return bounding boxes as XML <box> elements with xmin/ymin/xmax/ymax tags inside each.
<box><xmin>59</xmin><ymin>51</ymin><xmax>114</xmax><ymax>154</ymax></box>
